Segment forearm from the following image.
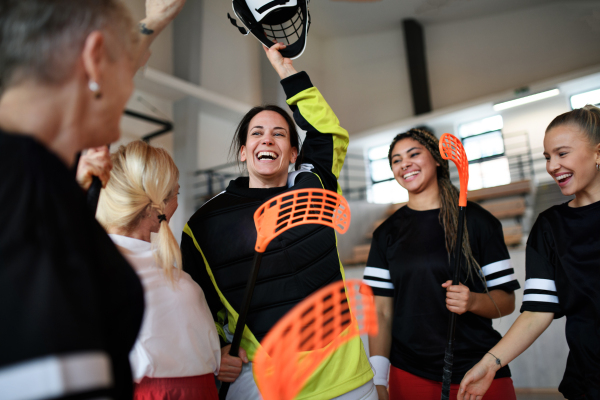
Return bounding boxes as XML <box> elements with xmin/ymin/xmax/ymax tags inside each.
<box><xmin>469</xmin><ymin>290</ymin><xmax>515</xmax><ymax>319</ymax></box>
<box><xmin>369</xmin><ymin>314</ymin><xmax>392</xmax><ymax>358</ymax></box>
<box><xmin>484</xmin><ymin>311</ymin><xmax>553</xmax><ymax>371</ymax></box>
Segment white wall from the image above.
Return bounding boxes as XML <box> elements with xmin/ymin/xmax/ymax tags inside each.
<box><xmin>199</xmin><ymin>0</ymin><xmax>262</xmax><ymax>106</ymax></box>
<box><xmin>427</xmin><ymin>1</ymin><xmax>600</xmax><ymax>109</ymax></box>
<box><xmin>320</xmin><ymin>29</ymin><xmax>414</xmax><ymax>135</ymax></box>
<box><xmin>307</xmin><ymin>2</ymin><xmax>600</xmax><ymax>137</ymax></box>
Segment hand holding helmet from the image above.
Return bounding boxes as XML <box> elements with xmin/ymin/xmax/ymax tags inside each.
<box><xmin>263</xmin><ymin>42</ymin><xmax>298</xmax><ymax>80</ymax></box>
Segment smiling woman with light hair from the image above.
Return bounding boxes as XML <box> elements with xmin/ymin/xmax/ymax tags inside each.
<box><xmin>0</xmin><ymin>0</ymin><xmax>185</xmax><ymax>399</ymax></box>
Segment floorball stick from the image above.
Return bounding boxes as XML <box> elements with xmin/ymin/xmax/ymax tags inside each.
<box><xmin>439</xmin><ymin>133</ymin><xmax>469</xmax><ymax>400</ymax></box>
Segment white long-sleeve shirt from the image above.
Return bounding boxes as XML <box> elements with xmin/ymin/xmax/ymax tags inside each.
<box><xmin>110</xmin><ymin>234</ymin><xmax>221</xmax><ymax>382</ymax></box>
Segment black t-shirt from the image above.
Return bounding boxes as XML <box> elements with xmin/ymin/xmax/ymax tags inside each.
<box><xmin>0</xmin><ymin>131</ymin><xmax>144</xmax><ymax>399</ymax></box>
<box><xmin>521</xmin><ymin>201</ymin><xmax>600</xmax><ymax>400</ymax></box>
<box><xmin>363</xmin><ymin>202</ymin><xmax>520</xmax><ymax>384</ymax></box>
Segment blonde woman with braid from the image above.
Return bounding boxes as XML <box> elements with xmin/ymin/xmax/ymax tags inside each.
<box><xmin>362</xmin><ymin>128</ymin><xmax>520</xmax><ymax>400</ymax></box>
<box><xmin>97</xmin><ymin>141</ymin><xmax>238</xmax><ymax>399</ymax></box>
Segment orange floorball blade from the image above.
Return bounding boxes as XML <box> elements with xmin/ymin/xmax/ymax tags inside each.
<box><xmin>439</xmin><ymin>133</ymin><xmax>469</xmax><ymax>207</ymax></box>
<box><xmin>253</xmin><ymin>279</ymin><xmax>378</xmax><ymax>400</ymax></box>
<box><xmin>253</xmin><ymin>188</ymin><xmax>351</xmax><ymax>252</ymax></box>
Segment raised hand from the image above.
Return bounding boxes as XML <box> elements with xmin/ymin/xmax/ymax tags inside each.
<box><xmin>143</xmin><ymin>0</ymin><xmax>186</xmax><ymax>31</ymax></box>
<box><xmin>263</xmin><ymin>42</ymin><xmax>298</xmax><ymax>80</ymax></box>
<box><xmin>76</xmin><ymin>146</ymin><xmax>112</xmax><ymax>191</ymax></box>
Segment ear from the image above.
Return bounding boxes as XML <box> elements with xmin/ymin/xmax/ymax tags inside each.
<box><xmin>595</xmin><ymin>142</ymin><xmax>600</xmax><ymax>165</ymax></box>
<box><xmin>81</xmin><ymin>31</ymin><xmax>107</xmax><ymax>88</ymax></box>
<box><xmin>240</xmin><ymin>145</ymin><xmax>247</xmax><ymax>162</ymax></box>
<box><xmin>290</xmin><ymin>147</ymin><xmax>298</xmax><ymax>164</ymax></box>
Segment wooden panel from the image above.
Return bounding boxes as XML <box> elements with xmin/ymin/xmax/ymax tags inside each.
<box><xmin>480</xmin><ymin>198</ymin><xmax>526</xmax><ymax>219</ymax></box>
<box><xmin>468</xmin><ymin>180</ymin><xmax>531</xmax><ymax>202</ymax></box>
<box><xmin>503</xmin><ymin>225</ymin><xmax>523</xmax><ymax>246</ymax></box>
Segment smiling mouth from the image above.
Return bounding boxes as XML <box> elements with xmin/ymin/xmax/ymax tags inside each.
<box><xmin>403</xmin><ymin>171</ymin><xmax>420</xmax><ymax>179</ymax></box>
<box><xmin>257</xmin><ymin>151</ymin><xmax>279</xmax><ymax>161</ymax></box>
<box><xmin>556</xmin><ymin>173</ymin><xmax>573</xmax><ymax>184</ymax></box>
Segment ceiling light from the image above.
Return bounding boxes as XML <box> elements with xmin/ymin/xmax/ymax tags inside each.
<box><xmin>493</xmin><ymin>89</ymin><xmax>560</xmax><ymax>111</ymax></box>
<box><xmin>570</xmin><ymin>88</ymin><xmax>600</xmax><ymax>109</ymax></box>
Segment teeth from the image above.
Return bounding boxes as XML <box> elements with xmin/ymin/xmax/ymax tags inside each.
<box><xmin>403</xmin><ymin>171</ymin><xmax>419</xmax><ymax>179</ymax></box>
<box><xmin>556</xmin><ymin>173</ymin><xmax>572</xmax><ymax>181</ymax></box>
<box><xmin>257</xmin><ymin>151</ymin><xmax>278</xmax><ymax>160</ymax></box>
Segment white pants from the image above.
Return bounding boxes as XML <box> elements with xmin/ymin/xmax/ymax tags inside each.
<box><xmin>225</xmin><ymin>362</ymin><xmax>377</xmax><ymax>400</ymax></box>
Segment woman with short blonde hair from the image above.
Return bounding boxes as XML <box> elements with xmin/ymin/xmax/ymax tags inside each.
<box><xmin>98</xmin><ymin>141</ymin><xmax>224</xmax><ymax>400</ymax></box>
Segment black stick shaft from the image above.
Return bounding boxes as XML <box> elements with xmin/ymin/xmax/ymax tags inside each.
<box><xmin>441</xmin><ymin>206</ymin><xmax>466</xmax><ymax>400</ymax></box>
<box><xmin>87</xmin><ymin>176</ymin><xmax>102</xmax><ymax>213</ymax></box>
<box><xmin>219</xmin><ymin>252</ymin><xmax>263</xmax><ymax>400</ymax></box>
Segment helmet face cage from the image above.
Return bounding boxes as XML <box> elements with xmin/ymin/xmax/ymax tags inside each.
<box><xmin>230</xmin><ymin>0</ymin><xmax>310</xmax><ymax>59</ymax></box>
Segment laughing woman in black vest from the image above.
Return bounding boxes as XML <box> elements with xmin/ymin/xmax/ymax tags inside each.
<box><xmin>181</xmin><ymin>44</ymin><xmax>375</xmax><ymax>400</ymax></box>
<box><xmin>0</xmin><ymin>1</ymin><xmax>184</xmax><ymax>398</ymax></box>
<box><xmin>362</xmin><ymin>128</ymin><xmax>520</xmax><ymax>400</ymax></box>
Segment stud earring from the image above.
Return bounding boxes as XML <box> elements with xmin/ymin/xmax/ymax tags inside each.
<box><xmin>596</xmin><ymin>163</ymin><xmax>599</xmax><ymax>171</ymax></box>
<box><xmin>88</xmin><ymin>80</ymin><xmax>102</xmax><ymax>99</ymax></box>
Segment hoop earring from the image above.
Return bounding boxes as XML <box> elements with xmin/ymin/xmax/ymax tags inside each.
<box><xmin>88</xmin><ymin>80</ymin><xmax>102</xmax><ymax>99</ymax></box>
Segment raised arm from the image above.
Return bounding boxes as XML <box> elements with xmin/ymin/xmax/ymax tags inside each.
<box><xmin>264</xmin><ymin>43</ymin><xmax>349</xmax><ymax>193</ymax></box>
<box><xmin>133</xmin><ymin>0</ymin><xmax>186</xmax><ymax>69</ymax></box>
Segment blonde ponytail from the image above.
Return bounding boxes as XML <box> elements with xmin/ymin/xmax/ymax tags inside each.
<box><xmin>97</xmin><ymin>141</ymin><xmax>182</xmax><ymax>283</ymax></box>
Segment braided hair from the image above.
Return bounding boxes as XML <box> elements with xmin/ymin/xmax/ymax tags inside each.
<box><xmin>388</xmin><ymin>128</ymin><xmax>483</xmax><ymax>284</ymax></box>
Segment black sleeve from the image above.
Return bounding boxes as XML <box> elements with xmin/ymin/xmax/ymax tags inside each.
<box><xmin>468</xmin><ymin>203</ymin><xmax>520</xmax><ymax>293</ymax></box>
<box><xmin>281</xmin><ymin>72</ymin><xmax>349</xmax><ymax>193</ymax></box>
<box><xmin>362</xmin><ymin>225</ymin><xmax>395</xmax><ymax>297</ymax></box>
<box><xmin>520</xmin><ymin>216</ymin><xmax>561</xmax><ymax>317</ymax></box>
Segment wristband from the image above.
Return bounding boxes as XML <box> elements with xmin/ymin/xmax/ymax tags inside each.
<box><xmin>369</xmin><ymin>355</ymin><xmax>390</xmax><ymax>387</ymax></box>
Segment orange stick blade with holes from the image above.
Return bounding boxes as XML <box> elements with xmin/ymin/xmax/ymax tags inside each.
<box><xmin>254</xmin><ymin>188</ymin><xmax>351</xmax><ymax>252</ymax></box>
<box><xmin>253</xmin><ymin>279</ymin><xmax>378</xmax><ymax>400</ymax></box>
<box><xmin>439</xmin><ymin>133</ymin><xmax>469</xmax><ymax>207</ymax></box>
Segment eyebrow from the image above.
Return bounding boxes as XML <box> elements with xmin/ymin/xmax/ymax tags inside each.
<box><xmin>391</xmin><ymin>146</ymin><xmax>420</xmax><ymax>158</ymax></box>
<box><xmin>250</xmin><ymin>125</ymin><xmax>288</xmax><ymax>133</ymax></box>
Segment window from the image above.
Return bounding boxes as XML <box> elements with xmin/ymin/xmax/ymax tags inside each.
<box><xmin>367</xmin><ymin>144</ymin><xmax>408</xmax><ymax>204</ymax></box>
<box><xmin>458</xmin><ymin>115</ymin><xmax>511</xmax><ymax>191</ymax></box>
<box><xmin>570</xmin><ymin>88</ymin><xmax>600</xmax><ymax>109</ymax></box>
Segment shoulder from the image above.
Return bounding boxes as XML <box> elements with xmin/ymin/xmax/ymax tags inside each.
<box><xmin>372</xmin><ymin>206</ymin><xmax>405</xmax><ymax>239</ymax></box>
<box><xmin>288</xmin><ymin>164</ymin><xmax>322</xmax><ymax>188</ymax></box>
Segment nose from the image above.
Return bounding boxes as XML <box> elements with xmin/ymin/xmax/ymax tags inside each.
<box><xmin>262</xmin><ymin>134</ymin><xmax>274</xmax><ymax>145</ymax></box>
<box><xmin>547</xmin><ymin>155</ymin><xmax>560</xmax><ymax>175</ymax></box>
<box><xmin>400</xmin><ymin>159</ymin><xmax>411</xmax><ymax>171</ymax></box>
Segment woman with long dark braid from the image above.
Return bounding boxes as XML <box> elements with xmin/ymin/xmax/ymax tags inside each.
<box><xmin>362</xmin><ymin>128</ymin><xmax>520</xmax><ymax>400</ymax></box>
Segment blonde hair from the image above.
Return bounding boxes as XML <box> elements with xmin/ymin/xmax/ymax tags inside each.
<box><xmin>546</xmin><ymin>104</ymin><xmax>600</xmax><ymax>145</ymax></box>
<box><xmin>97</xmin><ymin>141</ymin><xmax>182</xmax><ymax>282</ymax></box>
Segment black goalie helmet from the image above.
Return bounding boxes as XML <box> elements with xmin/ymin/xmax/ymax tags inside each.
<box><xmin>228</xmin><ymin>0</ymin><xmax>310</xmax><ymax>59</ymax></box>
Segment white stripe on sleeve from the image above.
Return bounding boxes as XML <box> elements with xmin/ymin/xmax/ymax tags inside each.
<box><xmin>0</xmin><ymin>352</ymin><xmax>112</xmax><ymax>400</ymax></box>
<box><xmin>362</xmin><ymin>279</ymin><xmax>395</xmax><ymax>290</ymax></box>
<box><xmin>486</xmin><ymin>274</ymin><xmax>517</xmax><ymax>288</ymax></box>
<box><xmin>524</xmin><ymin>278</ymin><xmax>557</xmax><ymax>292</ymax></box>
<box><xmin>523</xmin><ymin>294</ymin><xmax>559</xmax><ymax>304</ymax></box>
<box><xmin>363</xmin><ymin>266</ymin><xmax>391</xmax><ymax>281</ymax></box>
<box><xmin>480</xmin><ymin>259</ymin><xmax>512</xmax><ymax>277</ymax></box>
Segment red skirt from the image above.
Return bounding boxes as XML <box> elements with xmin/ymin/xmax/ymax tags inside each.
<box><xmin>133</xmin><ymin>374</ymin><xmax>218</xmax><ymax>400</ymax></box>
<box><xmin>388</xmin><ymin>365</ymin><xmax>516</xmax><ymax>400</ymax></box>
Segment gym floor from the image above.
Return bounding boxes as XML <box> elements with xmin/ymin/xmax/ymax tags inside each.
<box><xmin>516</xmin><ymin>394</ymin><xmax>564</xmax><ymax>400</ymax></box>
